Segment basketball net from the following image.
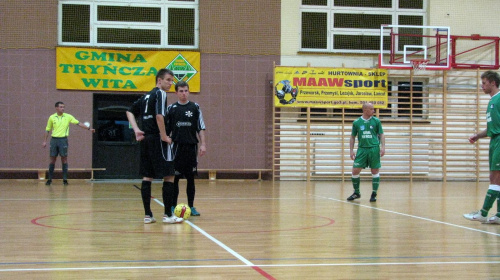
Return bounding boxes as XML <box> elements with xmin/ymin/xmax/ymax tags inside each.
<box><xmin>411</xmin><ymin>59</ymin><xmax>429</xmax><ymax>72</ymax></box>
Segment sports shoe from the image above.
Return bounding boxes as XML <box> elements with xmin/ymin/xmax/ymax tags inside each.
<box><xmin>163</xmin><ymin>215</ymin><xmax>183</xmax><ymax>224</ymax></box>
<box><xmin>463</xmin><ymin>210</ymin><xmax>487</xmax><ymax>223</ymax></box>
<box><xmin>144</xmin><ymin>215</ymin><xmax>156</xmax><ymax>224</ymax></box>
<box><xmin>45</xmin><ymin>180</ymin><xmax>52</xmax><ymax>186</ymax></box>
<box><xmin>486</xmin><ymin>215</ymin><xmax>500</xmax><ymax>224</ymax></box>
<box><xmin>370</xmin><ymin>192</ymin><xmax>377</xmax><ymax>202</ymax></box>
<box><xmin>63</xmin><ymin>180</ymin><xmax>69</xmax><ymax>186</ymax></box>
<box><xmin>347</xmin><ymin>192</ymin><xmax>361</xmax><ymax>201</ymax></box>
<box><xmin>190</xmin><ymin>207</ymin><xmax>200</xmax><ymax>216</ymax></box>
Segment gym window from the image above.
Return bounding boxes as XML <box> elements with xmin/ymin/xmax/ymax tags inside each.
<box><xmin>58</xmin><ymin>0</ymin><xmax>198</xmax><ymax>49</ymax></box>
<box><xmin>300</xmin><ymin>0</ymin><xmax>425</xmax><ymax>53</ymax></box>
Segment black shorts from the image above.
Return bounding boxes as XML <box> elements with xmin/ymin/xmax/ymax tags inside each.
<box><xmin>173</xmin><ymin>143</ymin><xmax>198</xmax><ymax>175</ymax></box>
<box><xmin>140</xmin><ymin>134</ymin><xmax>175</xmax><ymax>178</ymax></box>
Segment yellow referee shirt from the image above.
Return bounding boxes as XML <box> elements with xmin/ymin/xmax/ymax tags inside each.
<box><xmin>46</xmin><ymin>113</ymin><xmax>79</xmax><ymax>137</ymax></box>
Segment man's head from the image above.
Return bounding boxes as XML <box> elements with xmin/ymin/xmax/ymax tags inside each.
<box><xmin>175</xmin><ymin>81</ymin><xmax>190</xmax><ymax>103</ymax></box>
<box><xmin>55</xmin><ymin>101</ymin><xmax>65</xmax><ymax>115</ymax></box>
<box><xmin>156</xmin><ymin>69</ymin><xmax>174</xmax><ymax>91</ymax></box>
<box><xmin>481</xmin><ymin>71</ymin><xmax>500</xmax><ymax>95</ymax></box>
<box><xmin>362</xmin><ymin>102</ymin><xmax>375</xmax><ymax>118</ymax></box>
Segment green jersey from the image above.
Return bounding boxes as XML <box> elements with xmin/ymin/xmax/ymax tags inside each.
<box><xmin>487</xmin><ymin>92</ymin><xmax>500</xmax><ymax>137</ymax></box>
<box><xmin>351</xmin><ymin>116</ymin><xmax>383</xmax><ymax>148</ymax></box>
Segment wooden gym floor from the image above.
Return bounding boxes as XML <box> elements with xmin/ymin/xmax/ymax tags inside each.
<box><xmin>1</xmin><ymin>179</ymin><xmax>500</xmax><ymax>279</ymax></box>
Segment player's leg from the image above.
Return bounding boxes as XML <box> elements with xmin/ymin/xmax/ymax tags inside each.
<box><xmin>140</xmin><ymin>137</ymin><xmax>156</xmax><ymax>224</ymax></box>
<box><xmin>348</xmin><ymin>148</ymin><xmax>366</xmax><ymax>200</ymax></box>
<box><xmin>465</xmin><ymin>139</ymin><xmax>500</xmax><ymax>222</ymax></box>
<box><xmin>61</xmin><ymin>156</ymin><xmax>68</xmax><ymax>185</ymax></box>
<box><xmin>185</xmin><ymin>172</ymin><xmax>200</xmax><ymax>216</ymax></box>
<box><xmin>369</xmin><ymin>147</ymin><xmax>382</xmax><ymax>202</ymax></box>
<box><xmin>141</xmin><ymin>178</ymin><xmax>155</xmax><ymax>223</ymax></box>
<box><xmin>488</xmin><ymin>197</ymin><xmax>500</xmax><ymax>224</ymax></box>
<box><xmin>172</xmin><ymin>174</ymin><xmax>181</xmax><ymax>213</ymax></box>
<box><xmin>46</xmin><ymin>138</ymin><xmax>59</xmax><ymax>185</ymax></box>
<box><xmin>60</xmin><ymin>138</ymin><xmax>69</xmax><ymax>185</ymax></box>
<box><xmin>158</xmin><ymin>140</ymin><xmax>182</xmax><ymax>223</ymax></box>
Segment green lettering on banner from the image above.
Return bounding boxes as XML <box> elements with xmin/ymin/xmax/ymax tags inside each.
<box><xmin>81</xmin><ymin>78</ymin><xmax>137</xmax><ymax>89</ymax></box>
<box><xmin>59</xmin><ymin>64</ymin><xmax>73</xmax><ymax>73</ymax></box>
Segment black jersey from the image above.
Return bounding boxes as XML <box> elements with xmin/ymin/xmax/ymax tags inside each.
<box><xmin>128</xmin><ymin>87</ymin><xmax>168</xmax><ymax>135</ymax></box>
<box><xmin>166</xmin><ymin>101</ymin><xmax>206</xmax><ymax>144</ymax></box>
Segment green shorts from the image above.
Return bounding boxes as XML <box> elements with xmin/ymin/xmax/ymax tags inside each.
<box><xmin>489</xmin><ymin>135</ymin><xmax>500</xmax><ymax>171</ymax></box>
<box><xmin>353</xmin><ymin>146</ymin><xmax>381</xmax><ymax>169</ymax></box>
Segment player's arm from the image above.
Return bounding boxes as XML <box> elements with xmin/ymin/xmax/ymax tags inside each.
<box><xmin>77</xmin><ymin>122</ymin><xmax>95</xmax><ymax>133</ymax></box>
<box><xmin>43</xmin><ymin>130</ymin><xmax>50</xmax><ymax>148</ymax></box>
<box><xmin>198</xmin><ymin>130</ymin><xmax>206</xmax><ymax>157</ymax></box>
<box><xmin>379</xmin><ymin>133</ymin><xmax>385</xmax><ymax>157</ymax></box>
<box><xmin>156</xmin><ymin>114</ymin><xmax>171</xmax><ymax>143</ymax></box>
<box><xmin>349</xmin><ymin>135</ymin><xmax>356</xmax><ymax>160</ymax></box>
<box><xmin>126</xmin><ymin>111</ymin><xmax>145</xmax><ymax>141</ymax></box>
<box><xmin>469</xmin><ymin>129</ymin><xmax>487</xmax><ymax>143</ymax></box>
<box><xmin>43</xmin><ymin>118</ymin><xmax>52</xmax><ymax>148</ymax></box>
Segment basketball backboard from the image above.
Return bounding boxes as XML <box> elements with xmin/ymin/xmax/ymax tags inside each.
<box><xmin>379</xmin><ymin>25</ymin><xmax>451</xmax><ymax>70</ymax></box>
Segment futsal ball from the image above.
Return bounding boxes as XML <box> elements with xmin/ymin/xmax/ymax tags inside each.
<box><xmin>174</xmin><ymin>203</ymin><xmax>191</xmax><ymax>220</ymax></box>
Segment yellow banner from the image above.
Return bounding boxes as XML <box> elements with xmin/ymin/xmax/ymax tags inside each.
<box><xmin>274</xmin><ymin>67</ymin><xmax>388</xmax><ymax>108</ymax></box>
<box><xmin>56</xmin><ymin>47</ymin><xmax>200</xmax><ymax>92</ymax></box>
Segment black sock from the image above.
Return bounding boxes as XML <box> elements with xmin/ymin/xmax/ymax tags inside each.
<box><xmin>48</xmin><ymin>164</ymin><xmax>55</xmax><ymax>180</ymax></box>
<box><xmin>186</xmin><ymin>173</ymin><xmax>195</xmax><ymax>208</ymax></box>
<box><xmin>173</xmin><ymin>175</ymin><xmax>180</xmax><ymax>206</ymax></box>
<box><xmin>141</xmin><ymin>181</ymin><xmax>152</xmax><ymax>217</ymax></box>
<box><xmin>162</xmin><ymin>181</ymin><xmax>175</xmax><ymax>216</ymax></box>
<box><xmin>62</xmin><ymin>163</ymin><xmax>68</xmax><ymax>180</ymax></box>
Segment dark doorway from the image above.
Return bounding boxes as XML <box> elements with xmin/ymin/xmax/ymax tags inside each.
<box><xmin>92</xmin><ymin>93</ymin><xmax>142</xmax><ymax>179</ymax></box>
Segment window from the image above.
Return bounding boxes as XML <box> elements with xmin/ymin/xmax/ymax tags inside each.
<box><xmin>380</xmin><ymin>81</ymin><xmax>424</xmax><ymax>119</ymax></box>
<box><xmin>300</xmin><ymin>0</ymin><xmax>425</xmax><ymax>53</ymax></box>
<box><xmin>59</xmin><ymin>0</ymin><xmax>198</xmax><ymax>49</ymax></box>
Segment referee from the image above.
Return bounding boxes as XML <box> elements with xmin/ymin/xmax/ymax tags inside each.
<box><xmin>43</xmin><ymin>101</ymin><xmax>95</xmax><ymax>186</ymax></box>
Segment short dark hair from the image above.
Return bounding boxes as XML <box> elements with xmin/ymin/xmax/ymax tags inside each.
<box><xmin>175</xmin><ymin>81</ymin><xmax>189</xmax><ymax>91</ymax></box>
<box><xmin>156</xmin><ymin>68</ymin><xmax>174</xmax><ymax>83</ymax></box>
<box><xmin>481</xmin><ymin>71</ymin><xmax>500</xmax><ymax>87</ymax></box>
<box><xmin>55</xmin><ymin>101</ymin><xmax>64</xmax><ymax>107</ymax></box>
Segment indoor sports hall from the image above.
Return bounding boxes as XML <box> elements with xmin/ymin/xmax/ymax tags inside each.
<box><xmin>1</xmin><ymin>1</ymin><xmax>500</xmax><ymax>279</ymax></box>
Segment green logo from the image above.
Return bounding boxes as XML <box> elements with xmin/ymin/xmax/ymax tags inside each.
<box><xmin>165</xmin><ymin>54</ymin><xmax>198</xmax><ymax>84</ymax></box>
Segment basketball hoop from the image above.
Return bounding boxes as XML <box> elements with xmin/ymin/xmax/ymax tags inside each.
<box><xmin>410</xmin><ymin>59</ymin><xmax>429</xmax><ymax>72</ymax></box>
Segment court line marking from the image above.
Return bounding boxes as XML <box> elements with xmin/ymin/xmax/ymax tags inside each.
<box><xmin>2</xmin><ymin>260</ymin><xmax>500</xmax><ymax>272</ymax></box>
<box><xmin>311</xmin><ymin>194</ymin><xmax>500</xmax><ymax>237</ymax></box>
<box><xmin>142</xmin><ymin>187</ymin><xmax>275</xmax><ymax>280</ymax></box>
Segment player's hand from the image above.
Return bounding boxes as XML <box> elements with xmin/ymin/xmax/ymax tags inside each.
<box><xmin>90</xmin><ymin>128</ymin><xmax>96</xmax><ymax>133</ymax></box>
<box><xmin>468</xmin><ymin>134</ymin><xmax>477</xmax><ymax>144</ymax></box>
<box><xmin>135</xmin><ymin>130</ymin><xmax>145</xmax><ymax>141</ymax></box>
<box><xmin>161</xmin><ymin>134</ymin><xmax>171</xmax><ymax>144</ymax></box>
<box><xmin>350</xmin><ymin>151</ymin><xmax>356</xmax><ymax>160</ymax></box>
<box><xmin>380</xmin><ymin>147</ymin><xmax>385</xmax><ymax>157</ymax></box>
<box><xmin>199</xmin><ymin>144</ymin><xmax>206</xmax><ymax>157</ymax></box>
<box><xmin>42</xmin><ymin>141</ymin><xmax>47</xmax><ymax>148</ymax></box>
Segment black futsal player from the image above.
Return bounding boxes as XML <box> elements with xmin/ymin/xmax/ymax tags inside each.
<box><xmin>126</xmin><ymin>69</ymin><xmax>183</xmax><ymax>224</ymax></box>
<box><xmin>166</xmin><ymin>81</ymin><xmax>206</xmax><ymax>216</ymax></box>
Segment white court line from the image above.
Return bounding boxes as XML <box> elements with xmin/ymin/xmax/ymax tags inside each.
<box><xmin>311</xmin><ymin>194</ymin><xmax>500</xmax><ymax>237</ymax></box>
<box><xmin>153</xmin><ymin>199</ymin><xmax>256</xmax><ymax>267</ymax></box>
<box><xmin>2</xmin><ymin>260</ymin><xmax>500</xmax><ymax>272</ymax></box>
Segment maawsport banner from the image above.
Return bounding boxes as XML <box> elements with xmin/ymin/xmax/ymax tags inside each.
<box><xmin>274</xmin><ymin>66</ymin><xmax>388</xmax><ymax>108</ymax></box>
<box><xmin>56</xmin><ymin>47</ymin><xmax>200</xmax><ymax>92</ymax></box>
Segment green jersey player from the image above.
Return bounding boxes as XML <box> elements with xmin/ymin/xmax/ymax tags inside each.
<box><xmin>464</xmin><ymin>70</ymin><xmax>500</xmax><ymax>224</ymax></box>
<box><xmin>347</xmin><ymin>103</ymin><xmax>385</xmax><ymax>202</ymax></box>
